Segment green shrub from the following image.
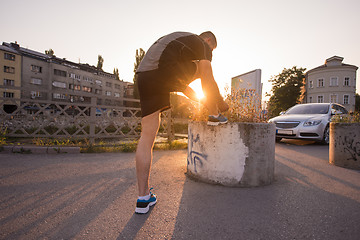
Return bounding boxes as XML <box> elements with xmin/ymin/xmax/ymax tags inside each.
<box><xmin>332</xmin><ymin>112</ymin><xmax>360</xmax><ymax>123</ymax></box>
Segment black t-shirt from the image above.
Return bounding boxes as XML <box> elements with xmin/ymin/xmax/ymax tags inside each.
<box><xmin>137</xmin><ymin>32</ymin><xmax>212</xmax><ymax>73</ymax></box>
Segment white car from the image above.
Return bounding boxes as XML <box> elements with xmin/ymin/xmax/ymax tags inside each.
<box><xmin>268</xmin><ymin>103</ymin><xmax>348</xmax><ymax>144</ymax></box>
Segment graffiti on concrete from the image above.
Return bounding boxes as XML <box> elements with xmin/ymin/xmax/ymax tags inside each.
<box><xmin>338</xmin><ymin>133</ymin><xmax>360</xmax><ymax>161</ymax></box>
<box><xmin>187</xmin><ymin>130</ymin><xmax>207</xmax><ymax>173</ymax></box>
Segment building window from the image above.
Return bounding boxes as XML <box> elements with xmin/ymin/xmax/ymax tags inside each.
<box><xmin>53</xmin><ymin>93</ymin><xmax>66</xmax><ymax>99</ymax></box>
<box><xmin>309</xmin><ymin>80</ymin><xmax>313</xmax><ymax>89</ymax></box>
<box><xmin>309</xmin><ymin>96</ymin><xmax>312</xmax><ymax>103</ymax></box>
<box><xmin>105</xmin><ymin>91</ymin><xmax>111</xmax><ymax>96</ymax></box>
<box><xmin>106</xmin><ymin>82</ymin><xmax>112</xmax><ymax>87</ymax></box>
<box><xmin>30</xmin><ymin>78</ymin><xmax>42</xmax><ymax>85</ymax></box>
<box><xmin>115</xmin><ymin>84</ymin><xmax>121</xmax><ymax>89</ymax></box>
<box><xmin>317</xmin><ymin>95</ymin><xmax>324</xmax><ymax>103</ymax></box>
<box><xmin>114</xmin><ymin>92</ymin><xmax>120</xmax><ymax>98</ymax></box>
<box><xmin>317</xmin><ymin>78</ymin><xmax>324</xmax><ymax>87</ymax></box>
<box><xmin>69</xmin><ymin>84</ymin><xmax>81</xmax><ymax>91</ymax></box>
<box><xmin>343</xmin><ymin>95</ymin><xmax>349</xmax><ymax>105</ymax></box>
<box><xmin>83</xmin><ymin>76</ymin><xmax>93</xmax><ymax>84</ymax></box>
<box><xmin>31</xmin><ymin>91</ymin><xmax>41</xmax><ymax>99</ymax></box>
<box><xmin>83</xmin><ymin>86</ymin><xmax>92</xmax><ymax>93</ymax></box>
<box><xmin>95</xmin><ymin>80</ymin><xmax>102</xmax><ymax>86</ymax></box>
<box><xmin>31</xmin><ymin>65</ymin><xmax>42</xmax><ymax>73</ymax></box>
<box><xmin>344</xmin><ymin>77</ymin><xmax>350</xmax><ymax>86</ymax></box>
<box><xmin>52</xmin><ymin>81</ymin><xmax>67</xmax><ymax>88</ymax></box>
<box><xmin>3</xmin><ymin>92</ymin><xmax>14</xmax><ymax>98</ymax></box>
<box><xmin>330</xmin><ymin>77</ymin><xmax>338</xmax><ymax>86</ymax></box>
<box><xmin>54</xmin><ymin>69</ymin><xmax>67</xmax><ymax>77</ymax></box>
<box><xmin>95</xmin><ymin>89</ymin><xmax>101</xmax><ymax>95</ymax></box>
<box><xmin>330</xmin><ymin>94</ymin><xmax>337</xmax><ymax>103</ymax></box>
<box><xmin>4</xmin><ymin>66</ymin><xmax>15</xmax><ymax>74</ymax></box>
<box><xmin>3</xmin><ymin>79</ymin><xmax>14</xmax><ymax>86</ymax></box>
<box><xmin>69</xmin><ymin>73</ymin><xmax>81</xmax><ymax>81</ymax></box>
<box><xmin>4</xmin><ymin>53</ymin><xmax>15</xmax><ymax>61</ymax></box>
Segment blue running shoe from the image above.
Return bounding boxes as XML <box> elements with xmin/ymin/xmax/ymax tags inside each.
<box><xmin>135</xmin><ymin>189</ymin><xmax>157</xmax><ymax>214</ymax></box>
<box><xmin>207</xmin><ymin>114</ymin><xmax>228</xmax><ymax>126</ymax></box>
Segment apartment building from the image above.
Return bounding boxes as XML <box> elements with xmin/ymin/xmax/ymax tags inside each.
<box><xmin>305</xmin><ymin>56</ymin><xmax>358</xmax><ymax>112</ymax></box>
<box><xmin>0</xmin><ymin>43</ymin><xmax>21</xmax><ymax>113</ymax></box>
<box><xmin>2</xmin><ymin>42</ymin><xmax>133</xmax><ymax>109</ymax></box>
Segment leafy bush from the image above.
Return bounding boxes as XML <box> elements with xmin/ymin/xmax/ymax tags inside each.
<box><xmin>191</xmin><ymin>86</ymin><xmax>266</xmax><ymax>123</ymax></box>
<box><xmin>332</xmin><ymin>112</ymin><xmax>360</xmax><ymax>123</ymax></box>
<box><xmin>0</xmin><ymin>126</ymin><xmax>7</xmax><ymax>146</ymax></box>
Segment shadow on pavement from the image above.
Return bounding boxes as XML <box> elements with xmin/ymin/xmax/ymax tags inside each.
<box><xmin>116</xmin><ymin>212</ymin><xmax>152</xmax><ymax>240</ymax></box>
<box><xmin>170</xmin><ymin>148</ymin><xmax>360</xmax><ymax>239</ymax></box>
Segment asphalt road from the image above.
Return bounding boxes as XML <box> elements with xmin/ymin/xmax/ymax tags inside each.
<box><xmin>0</xmin><ymin>140</ymin><xmax>359</xmax><ymax>240</ymax></box>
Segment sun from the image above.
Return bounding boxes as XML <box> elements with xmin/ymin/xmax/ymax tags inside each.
<box><xmin>189</xmin><ymin>79</ymin><xmax>204</xmax><ymax>99</ymax></box>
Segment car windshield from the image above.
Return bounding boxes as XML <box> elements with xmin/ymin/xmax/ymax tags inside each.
<box><xmin>286</xmin><ymin>104</ymin><xmax>329</xmax><ymax>114</ymax></box>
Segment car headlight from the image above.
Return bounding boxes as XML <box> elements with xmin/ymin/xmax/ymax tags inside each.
<box><xmin>303</xmin><ymin>120</ymin><xmax>321</xmax><ymax>126</ymax></box>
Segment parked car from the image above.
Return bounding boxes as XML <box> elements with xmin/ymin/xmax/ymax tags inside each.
<box><xmin>268</xmin><ymin>103</ymin><xmax>348</xmax><ymax>144</ymax></box>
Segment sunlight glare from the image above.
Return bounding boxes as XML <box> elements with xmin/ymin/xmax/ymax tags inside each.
<box><xmin>189</xmin><ymin>79</ymin><xmax>204</xmax><ymax>99</ymax></box>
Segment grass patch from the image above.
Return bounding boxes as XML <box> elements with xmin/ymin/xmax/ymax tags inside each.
<box><xmin>81</xmin><ymin>139</ymin><xmax>187</xmax><ymax>153</ymax></box>
<box><xmin>0</xmin><ymin>126</ymin><xmax>7</xmax><ymax>146</ymax></box>
<box><xmin>154</xmin><ymin>139</ymin><xmax>188</xmax><ymax>151</ymax></box>
<box><xmin>81</xmin><ymin>140</ymin><xmax>138</xmax><ymax>153</ymax></box>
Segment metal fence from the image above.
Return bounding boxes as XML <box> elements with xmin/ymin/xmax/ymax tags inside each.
<box><xmin>0</xmin><ymin>96</ymin><xmax>174</xmax><ymax>143</ymax></box>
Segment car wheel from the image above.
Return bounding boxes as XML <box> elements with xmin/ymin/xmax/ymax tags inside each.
<box><xmin>322</xmin><ymin>125</ymin><xmax>329</xmax><ymax>145</ymax></box>
<box><xmin>276</xmin><ymin>137</ymin><xmax>282</xmax><ymax>142</ymax></box>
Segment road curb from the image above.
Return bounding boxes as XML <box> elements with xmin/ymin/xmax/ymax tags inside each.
<box><xmin>0</xmin><ymin>145</ymin><xmax>80</xmax><ymax>154</ymax></box>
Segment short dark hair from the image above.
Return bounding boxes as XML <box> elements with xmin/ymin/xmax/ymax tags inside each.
<box><xmin>199</xmin><ymin>31</ymin><xmax>217</xmax><ymax>48</ymax></box>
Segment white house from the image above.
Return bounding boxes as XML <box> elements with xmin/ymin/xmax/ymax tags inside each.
<box><xmin>305</xmin><ymin>56</ymin><xmax>358</xmax><ymax>112</ymax></box>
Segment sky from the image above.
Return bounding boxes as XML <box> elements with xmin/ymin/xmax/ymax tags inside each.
<box><xmin>1</xmin><ymin>0</ymin><xmax>359</xmax><ymax>100</ymax></box>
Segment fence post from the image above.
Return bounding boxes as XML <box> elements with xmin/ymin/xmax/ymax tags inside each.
<box><xmin>166</xmin><ymin>110</ymin><xmax>174</xmax><ymax>142</ymax></box>
<box><xmin>89</xmin><ymin>97</ymin><xmax>96</xmax><ymax>144</ymax></box>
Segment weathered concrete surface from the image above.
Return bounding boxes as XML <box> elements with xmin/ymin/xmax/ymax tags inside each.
<box><xmin>0</xmin><ymin>141</ymin><xmax>359</xmax><ymax>239</ymax></box>
<box><xmin>187</xmin><ymin>122</ymin><xmax>275</xmax><ymax>187</ymax></box>
<box><xmin>330</xmin><ymin>122</ymin><xmax>360</xmax><ymax>170</ymax></box>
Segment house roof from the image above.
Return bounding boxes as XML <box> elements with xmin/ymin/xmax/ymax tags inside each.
<box><xmin>306</xmin><ymin>56</ymin><xmax>358</xmax><ymax>75</ymax></box>
<box><xmin>0</xmin><ymin>44</ymin><xmax>20</xmax><ymax>54</ymax></box>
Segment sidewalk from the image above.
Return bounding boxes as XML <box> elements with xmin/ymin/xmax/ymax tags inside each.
<box><xmin>0</xmin><ymin>143</ymin><xmax>359</xmax><ymax>239</ymax></box>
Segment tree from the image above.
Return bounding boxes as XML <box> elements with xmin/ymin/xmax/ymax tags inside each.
<box><xmin>45</xmin><ymin>48</ymin><xmax>54</xmax><ymax>56</ymax></box>
<box><xmin>97</xmin><ymin>55</ymin><xmax>104</xmax><ymax>71</ymax></box>
<box><xmin>267</xmin><ymin>66</ymin><xmax>306</xmax><ymax>118</ymax></box>
<box><xmin>133</xmin><ymin>48</ymin><xmax>146</xmax><ymax>99</ymax></box>
<box><xmin>355</xmin><ymin>93</ymin><xmax>360</xmax><ymax>112</ymax></box>
<box><xmin>113</xmin><ymin>68</ymin><xmax>120</xmax><ymax>80</ymax></box>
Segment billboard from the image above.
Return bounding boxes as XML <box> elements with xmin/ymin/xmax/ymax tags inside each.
<box><xmin>231</xmin><ymin>69</ymin><xmax>262</xmax><ymax>102</ymax></box>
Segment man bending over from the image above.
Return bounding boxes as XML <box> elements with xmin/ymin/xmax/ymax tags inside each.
<box><xmin>134</xmin><ymin>31</ymin><xmax>229</xmax><ymax>214</ymax></box>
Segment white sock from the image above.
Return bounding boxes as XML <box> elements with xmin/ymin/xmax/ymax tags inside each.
<box><xmin>138</xmin><ymin>194</ymin><xmax>150</xmax><ymax>201</ymax></box>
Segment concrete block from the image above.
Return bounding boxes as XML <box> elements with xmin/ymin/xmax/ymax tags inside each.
<box><xmin>329</xmin><ymin>122</ymin><xmax>360</xmax><ymax>169</ymax></box>
<box><xmin>187</xmin><ymin>121</ymin><xmax>275</xmax><ymax>187</ymax></box>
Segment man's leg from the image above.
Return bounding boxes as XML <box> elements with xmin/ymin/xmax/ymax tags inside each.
<box><xmin>135</xmin><ymin>110</ymin><xmax>161</xmax><ymax>197</ymax></box>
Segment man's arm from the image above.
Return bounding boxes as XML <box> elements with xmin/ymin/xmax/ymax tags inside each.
<box><xmin>197</xmin><ymin>60</ymin><xmax>229</xmax><ymax>112</ymax></box>
<box><xmin>182</xmin><ymin>86</ymin><xmax>199</xmax><ymax>102</ymax></box>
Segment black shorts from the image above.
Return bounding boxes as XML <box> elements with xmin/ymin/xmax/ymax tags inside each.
<box><xmin>137</xmin><ymin>62</ymin><xmax>197</xmax><ymax>117</ymax></box>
